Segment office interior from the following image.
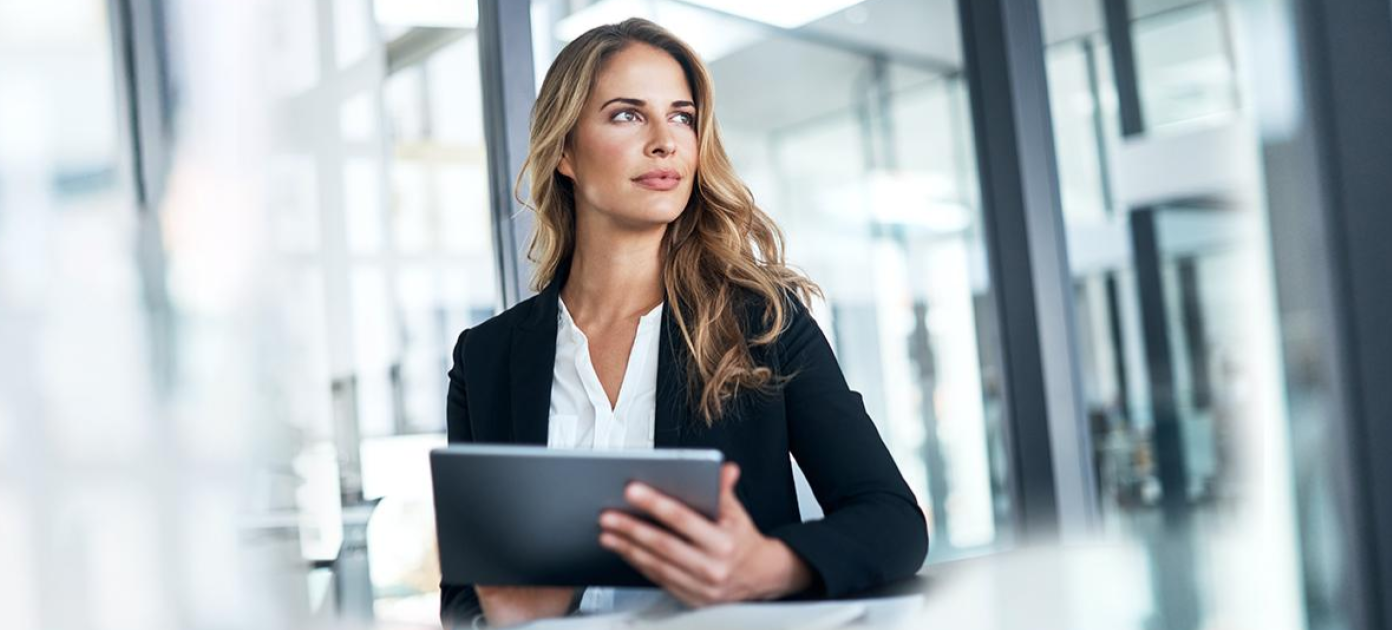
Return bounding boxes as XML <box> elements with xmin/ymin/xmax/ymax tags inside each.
<box><xmin>1</xmin><ymin>0</ymin><xmax>1389</xmax><ymax>628</ymax></box>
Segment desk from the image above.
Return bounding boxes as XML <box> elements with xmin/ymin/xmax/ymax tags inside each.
<box><xmin>508</xmin><ymin>576</ymin><xmax>932</xmax><ymax>630</ymax></box>
<box><xmin>480</xmin><ymin>539</ymin><xmax>1291</xmax><ymax>630</ymax></box>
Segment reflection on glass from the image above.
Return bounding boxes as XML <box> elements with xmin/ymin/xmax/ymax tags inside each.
<box><xmin>1047</xmin><ymin>42</ymin><xmax>1111</xmax><ymax>222</ymax></box>
<box><xmin>532</xmin><ymin>0</ymin><xmax>1012</xmax><ymax>562</ymax></box>
<box><xmin>362</xmin><ymin>25</ymin><xmax>498</xmax><ymax>625</ymax></box>
<box><xmin>1133</xmin><ymin>2</ymin><xmax>1238</xmax><ymax>132</ymax></box>
<box><xmin>263</xmin><ymin>1</ymin><xmax>498</xmax><ymax>623</ymax></box>
<box><xmin>1042</xmin><ymin>0</ymin><xmax>1308</xmax><ymax>627</ymax></box>
<box><xmin>2</xmin><ymin>0</ymin><xmax>320</xmax><ymax>627</ymax></box>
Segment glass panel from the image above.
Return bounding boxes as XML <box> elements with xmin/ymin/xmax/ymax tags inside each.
<box><xmin>385</xmin><ymin>65</ymin><xmax>427</xmax><ymax>144</ymax></box>
<box><xmin>1130</xmin><ymin>0</ymin><xmax>1208</xmax><ymax>20</ymax></box>
<box><xmin>267</xmin><ymin>0</ymin><xmax>320</xmax><ymax>96</ymax></box>
<box><xmin>1133</xmin><ymin>2</ymin><xmax>1239</xmax><ymax>132</ymax></box>
<box><xmin>340</xmin><ymin>90</ymin><xmax>380</xmax><ymax>143</ymax></box>
<box><xmin>0</xmin><ymin>486</ymin><xmax>38</xmax><ymax>629</ymax></box>
<box><xmin>365</xmin><ymin>27</ymin><xmax>498</xmax><ymax>623</ymax></box>
<box><xmin>61</xmin><ymin>485</ymin><xmax>170</xmax><ymax>629</ymax></box>
<box><xmin>436</xmin><ymin>162</ymin><xmax>492</xmax><ymax>256</ymax></box>
<box><xmin>351</xmin><ymin>265</ymin><xmax>395</xmax><ymax>437</ymax></box>
<box><xmin>261</xmin><ymin>3</ymin><xmax>497</xmax><ymax>623</ymax></box>
<box><xmin>1041</xmin><ymin>0</ymin><xmax>1313</xmax><ymax>627</ymax></box>
<box><xmin>361</xmin><ymin>433</ymin><xmax>448</xmax><ymax>621</ymax></box>
<box><xmin>395</xmin><ymin>264</ymin><xmax>443</xmax><ymax>433</ymax></box>
<box><xmin>1047</xmin><ymin>43</ymin><xmax>1110</xmax><ymax>223</ymax></box>
<box><xmin>335</xmin><ymin>0</ymin><xmax>372</xmax><ymax>69</ymax></box>
<box><xmin>425</xmin><ymin>34</ymin><xmax>487</xmax><ymax>147</ymax></box>
<box><xmin>0</xmin><ymin>5</ymin><xmax>317</xmax><ymax>626</ymax></box>
<box><xmin>0</xmin><ymin>2</ymin><xmax>181</xmax><ymax>624</ymax></box>
<box><xmin>392</xmin><ymin>161</ymin><xmax>431</xmax><ymax>253</ymax></box>
<box><xmin>1042</xmin><ymin>0</ymin><xmax>1239</xmax><ymax>136</ymax></box>
<box><xmin>1041</xmin><ymin>0</ymin><xmax>1104</xmax><ymax>45</ymax></box>
<box><xmin>272</xmin><ymin>263</ymin><xmax>334</xmax><ymax>441</ymax></box>
<box><xmin>268</xmin><ymin>154</ymin><xmax>321</xmax><ymax>253</ymax></box>
<box><xmin>344</xmin><ymin>156</ymin><xmax>384</xmax><ymax>253</ymax></box>
<box><xmin>532</xmin><ymin>0</ymin><xmax>1011</xmax><ymax>561</ymax></box>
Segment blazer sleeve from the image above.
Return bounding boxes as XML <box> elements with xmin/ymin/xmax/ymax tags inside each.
<box><xmin>440</xmin><ymin>329</ymin><xmax>484</xmax><ymax>629</ymax></box>
<box><xmin>765</xmin><ymin>299</ymin><xmax>930</xmax><ymax>598</ymax></box>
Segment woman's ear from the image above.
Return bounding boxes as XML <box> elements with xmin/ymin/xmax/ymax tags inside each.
<box><xmin>557</xmin><ymin>147</ymin><xmax>575</xmax><ymax>181</ymax></box>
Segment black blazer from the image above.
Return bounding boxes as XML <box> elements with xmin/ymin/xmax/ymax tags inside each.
<box><xmin>440</xmin><ymin>265</ymin><xmax>928</xmax><ymax>625</ymax></box>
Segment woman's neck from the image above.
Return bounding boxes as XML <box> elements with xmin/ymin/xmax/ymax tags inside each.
<box><xmin>561</xmin><ymin>228</ymin><xmax>666</xmax><ymax>325</ymax></box>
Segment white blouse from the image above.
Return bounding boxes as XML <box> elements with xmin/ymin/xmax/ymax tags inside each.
<box><xmin>548</xmin><ymin>297</ymin><xmax>675</xmax><ymax>614</ymax></box>
<box><xmin>548</xmin><ymin>297</ymin><xmax>662</xmax><ymax>451</ymax></box>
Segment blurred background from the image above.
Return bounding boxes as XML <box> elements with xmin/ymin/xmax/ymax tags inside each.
<box><xmin>1</xmin><ymin>0</ymin><xmax>1388</xmax><ymax>628</ymax></box>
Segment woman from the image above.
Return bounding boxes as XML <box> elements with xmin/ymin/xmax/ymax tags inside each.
<box><xmin>441</xmin><ymin>18</ymin><xmax>927</xmax><ymax>628</ymax></box>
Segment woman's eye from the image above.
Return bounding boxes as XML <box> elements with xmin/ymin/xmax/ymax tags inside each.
<box><xmin>610</xmin><ymin>109</ymin><xmax>694</xmax><ymax>126</ymax></box>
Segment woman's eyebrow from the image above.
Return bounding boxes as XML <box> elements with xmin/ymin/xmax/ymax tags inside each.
<box><xmin>599</xmin><ymin>97</ymin><xmax>696</xmax><ymax>110</ymax></box>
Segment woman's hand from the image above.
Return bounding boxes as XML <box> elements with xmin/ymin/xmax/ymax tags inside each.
<box><xmin>473</xmin><ymin>585</ymin><xmax>577</xmax><ymax>627</ymax></box>
<box><xmin>598</xmin><ymin>463</ymin><xmax>814</xmax><ymax>607</ymax></box>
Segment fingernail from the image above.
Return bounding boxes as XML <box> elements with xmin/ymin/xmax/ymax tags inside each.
<box><xmin>600</xmin><ymin>513</ymin><xmax>617</xmax><ymax>527</ymax></box>
<box><xmin>628</xmin><ymin>483</ymin><xmax>649</xmax><ymax>499</ymax></box>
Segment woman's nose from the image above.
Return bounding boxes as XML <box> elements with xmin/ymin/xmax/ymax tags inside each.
<box><xmin>647</xmin><ymin>127</ymin><xmax>677</xmax><ymax>157</ymax></box>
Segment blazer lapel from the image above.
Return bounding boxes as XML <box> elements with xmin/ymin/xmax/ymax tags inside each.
<box><xmin>509</xmin><ymin>270</ymin><xmax>563</xmax><ymax>446</ymax></box>
<box><xmin>654</xmin><ymin>301</ymin><xmax>690</xmax><ymax>448</ymax></box>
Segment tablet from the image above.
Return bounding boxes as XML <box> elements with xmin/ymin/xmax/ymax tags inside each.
<box><xmin>430</xmin><ymin>444</ymin><xmax>723</xmax><ymax>587</ymax></box>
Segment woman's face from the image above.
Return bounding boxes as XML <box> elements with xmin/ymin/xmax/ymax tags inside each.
<box><xmin>559</xmin><ymin>43</ymin><xmax>699</xmax><ymax>232</ymax></box>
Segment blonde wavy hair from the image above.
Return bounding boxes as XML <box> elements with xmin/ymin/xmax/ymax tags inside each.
<box><xmin>515</xmin><ymin>18</ymin><xmax>821</xmax><ymax>426</ymax></box>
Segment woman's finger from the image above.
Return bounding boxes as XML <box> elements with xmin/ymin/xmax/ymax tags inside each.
<box><xmin>601</xmin><ymin>531</ymin><xmax>720</xmax><ymax>605</ymax></box>
<box><xmin>622</xmin><ymin>481</ymin><xmax>728</xmax><ymax>553</ymax></box>
<box><xmin>600</xmin><ymin>510</ymin><xmax>733</xmax><ymax>584</ymax></box>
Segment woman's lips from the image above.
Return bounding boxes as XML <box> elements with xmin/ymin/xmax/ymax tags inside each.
<box><xmin>632</xmin><ymin>175</ymin><xmax>681</xmax><ymax>191</ymax></box>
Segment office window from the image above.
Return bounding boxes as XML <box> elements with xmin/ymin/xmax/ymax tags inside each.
<box><xmin>532</xmin><ymin>0</ymin><xmax>1013</xmax><ymax>561</ymax></box>
<box><xmin>1040</xmin><ymin>0</ymin><xmax>1308</xmax><ymax>626</ymax></box>
<box><xmin>265</xmin><ymin>0</ymin><xmax>497</xmax><ymax>624</ymax></box>
<box><xmin>366</xmin><ymin>24</ymin><xmax>497</xmax><ymax>628</ymax></box>
<box><xmin>2</xmin><ymin>0</ymin><xmax>323</xmax><ymax>627</ymax></box>
<box><xmin>0</xmin><ymin>1</ymin><xmax>170</xmax><ymax>626</ymax></box>
<box><xmin>1046</xmin><ymin>40</ymin><xmax>1116</xmax><ymax>224</ymax></box>
<box><xmin>1132</xmin><ymin>2</ymin><xmax>1239</xmax><ymax>132</ymax></box>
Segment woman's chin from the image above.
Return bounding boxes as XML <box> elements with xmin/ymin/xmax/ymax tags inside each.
<box><xmin>609</xmin><ymin>204</ymin><xmax>687</xmax><ymax>229</ymax></box>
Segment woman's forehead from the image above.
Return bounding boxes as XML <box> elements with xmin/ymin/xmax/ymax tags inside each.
<box><xmin>592</xmin><ymin>45</ymin><xmax>693</xmax><ymax>105</ymax></box>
